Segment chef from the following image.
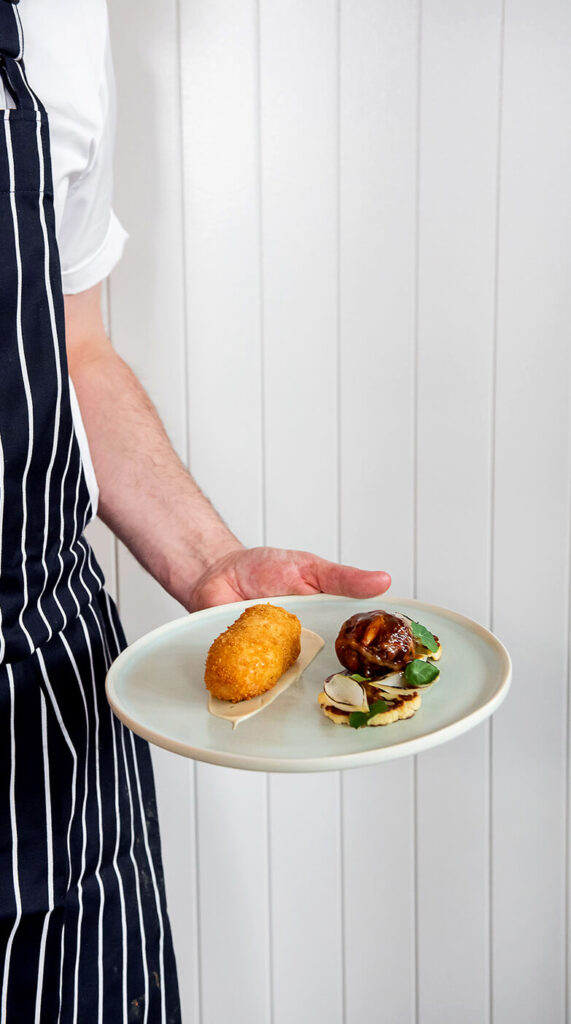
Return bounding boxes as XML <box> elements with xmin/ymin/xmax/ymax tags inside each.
<box><xmin>0</xmin><ymin>2</ymin><xmax>391</xmax><ymax>1021</ymax></box>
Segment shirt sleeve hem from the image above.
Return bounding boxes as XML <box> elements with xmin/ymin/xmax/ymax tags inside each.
<box><xmin>61</xmin><ymin>211</ymin><xmax>128</xmax><ymax>295</ymax></box>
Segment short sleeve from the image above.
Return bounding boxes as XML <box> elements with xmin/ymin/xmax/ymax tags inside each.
<box><xmin>53</xmin><ymin>22</ymin><xmax>128</xmax><ymax>294</ymax></box>
<box><xmin>60</xmin><ymin>208</ymin><xmax>128</xmax><ymax>295</ymax></box>
<box><xmin>17</xmin><ymin>0</ymin><xmax>127</xmax><ymax>293</ymax></box>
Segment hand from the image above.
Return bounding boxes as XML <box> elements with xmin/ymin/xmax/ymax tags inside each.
<box><xmin>188</xmin><ymin>546</ymin><xmax>391</xmax><ymax>612</ymax></box>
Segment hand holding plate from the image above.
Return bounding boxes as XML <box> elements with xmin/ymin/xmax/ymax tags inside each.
<box><xmin>188</xmin><ymin>546</ymin><xmax>391</xmax><ymax>612</ymax></box>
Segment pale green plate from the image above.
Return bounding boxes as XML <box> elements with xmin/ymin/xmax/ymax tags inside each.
<box><xmin>105</xmin><ymin>594</ymin><xmax>511</xmax><ymax>773</ymax></box>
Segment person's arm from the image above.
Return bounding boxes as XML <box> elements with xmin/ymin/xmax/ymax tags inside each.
<box><xmin>65</xmin><ymin>283</ymin><xmax>391</xmax><ymax>611</ymax></box>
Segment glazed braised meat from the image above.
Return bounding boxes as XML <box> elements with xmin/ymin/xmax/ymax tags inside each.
<box><xmin>335</xmin><ymin>610</ymin><xmax>415</xmax><ymax>678</ymax></box>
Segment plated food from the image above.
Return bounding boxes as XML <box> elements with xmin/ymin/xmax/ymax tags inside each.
<box><xmin>206</xmin><ymin>603</ymin><xmax>324</xmax><ymax>727</ymax></box>
<box><xmin>318</xmin><ymin>609</ymin><xmax>441</xmax><ymax>728</ymax></box>
<box><xmin>205</xmin><ymin>603</ymin><xmax>442</xmax><ymax>732</ymax></box>
<box><xmin>107</xmin><ymin>592</ymin><xmax>509</xmax><ymax>770</ymax></box>
<box><xmin>318</xmin><ymin>672</ymin><xmax>423</xmax><ymax>726</ymax></box>
<box><xmin>205</xmin><ymin>603</ymin><xmax>302</xmax><ymax>703</ymax></box>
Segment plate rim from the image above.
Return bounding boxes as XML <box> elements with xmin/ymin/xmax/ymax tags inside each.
<box><xmin>105</xmin><ymin>593</ymin><xmax>512</xmax><ymax>773</ymax></box>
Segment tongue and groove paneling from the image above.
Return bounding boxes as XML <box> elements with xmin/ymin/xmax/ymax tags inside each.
<box><xmin>178</xmin><ymin>3</ymin><xmax>270</xmax><ymax>1023</ymax></box>
<box><xmin>338</xmin><ymin>2</ymin><xmax>418</xmax><ymax>1020</ymax></box>
<box><xmin>491</xmin><ymin>1</ymin><xmax>571</xmax><ymax>1020</ymax></box>
<box><xmin>258</xmin><ymin>3</ymin><xmax>344</xmax><ymax>1022</ymax></box>
<box><xmin>414</xmin><ymin>2</ymin><xmax>503</xmax><ymax>1021</ymax></box>
<box><xmin>106</xmin><ymin>2</ymin><xmax>198</xmax><ymax>1021</ymax></box>
<box><xmin>89</xmin><ymin>3</ymin><xmax>571</xmax><ymax>1022</ymax></box>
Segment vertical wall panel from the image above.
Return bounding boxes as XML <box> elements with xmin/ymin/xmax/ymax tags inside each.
<box><xmin>179</xmin><ymin>0</ymin><xmax>264</xmax><ymax>548</ymax></box>
<box><xmin>150</xmin><ymin>744</ymin><xmax>199</xmax><ymax>1024</ymax></box>
<box><xmin>339</xmin><ymin>3</ymin><xmax>418</xmax><ymax>1021</ymax></box>
<box><xmin>179</xmin><ymin>4</ymin><xmax>270</xmax><ymax>1023</ymax></box>
<box><xmin>103</xmin><ymin>4</ymin><xmax>571</xmax><ymax>1024</ymax></box>
<box><xmin>260</xmin><ymin>0</ymin><xmax>339</xmax><ymax>558</ymax></box>
<box><xmin>414</xmin><ymin>2</ymin><xmax>503</xmax><ymax>1020</ymax></box>
<box><xmin>107</xmin><ymin>4</ymin><xmax>197</xmax><ymax>1022</ymax></box>
<box><xmin>342</xmin><ymin>763</ymin><xmax>416</xmax><ymax>1024</ymax></box>
<box><xmin>108</xmin><ymin>0</ymin><xmax>188</xmax><ymax>640</ymax></box>
<box><xmin>259</xmin><ymin>5</ymin><xmax>343</xmax><ymax>1023</ymax></box>
<box><xmin>339</xmin><ymin>0</ymin><xmax>418</xmax><ymax>594</ymax></box>
<box><xmin>492</xmin><ymin>1</ymin><xmax>571</xmax><ymax>1020</ymax></box>
<box><xmin>194</xmin><ymin>764</ymin><xmax>271</xmax><ymax>1024</ymax></box>
<box><xmin>568</xmin><ymin>609</ymin><xmax>571</xmax><ymax>1024</ymax></box>
<box><xmin>270</xmin><ymin>774</ymin><xmax>343</xmax><ymax>1024</ymax></box>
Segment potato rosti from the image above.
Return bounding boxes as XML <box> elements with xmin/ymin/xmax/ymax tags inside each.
<box><xmin>204</xmin><ymin>603</ymin><xmax>302</xmax><ymax>703</ymax></box>
<box><xmin>317</xmin><ymin>687</ymin><xmax>421</xmax><ymax>726</ymax></box>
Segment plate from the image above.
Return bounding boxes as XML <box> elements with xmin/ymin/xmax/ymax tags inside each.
<box><xmin>105</xmin><ymin>594</ymin><xmax>511</xmax><ymax>773</ymax></box>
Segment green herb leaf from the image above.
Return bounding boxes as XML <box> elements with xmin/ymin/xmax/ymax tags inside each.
<box><xmin>350</xmin><ymin>673</ymin><xmax>369</xmax><ymax>682</ymax></box>
<box><xmin>410</xmin><ymin>620</ymin><xmax>439</xmax><ymax>653</ymax></box>
<box><xmin>404</xmin><ymin>660</ymin><xmax>440</xmax><ymax>687</ymax></box>
<box><xmin>369</xmin><ymin>699</ymin><xmax>390</xmax><ymax>716</ymax></box>
<box><xmin>349</xmin><ymin>699</ymin><xmax>390</xmax><ymax>729</ymax></box>
<box><xmin>348</xmin><ymin>709</ymin><xmax>371</xmax><ymax>729</ymax></box>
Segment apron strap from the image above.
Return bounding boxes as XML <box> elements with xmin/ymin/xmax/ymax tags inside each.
<box><xmin>0</xmin><ymin>1</ymin><xmax>44</xmax><ymax>112</ymax></box>
<box><xmin>0</xmin><ymin>0</ymin><xmax>21</xmax><ymax>59</ymax></box>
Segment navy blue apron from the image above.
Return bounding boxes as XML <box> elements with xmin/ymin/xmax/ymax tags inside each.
<box><xmin>0</xmin><ymin>3</ymin><xmax>181</xmax><ymax>1020</ymax></box>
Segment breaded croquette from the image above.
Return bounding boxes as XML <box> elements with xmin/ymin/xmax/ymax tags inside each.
<box><xmin>205</xmin><ymin>603</ymin><xmax>301</xmax><ymax>703</ymax></box>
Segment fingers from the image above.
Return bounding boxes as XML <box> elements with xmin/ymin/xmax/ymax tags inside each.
<box><xmin>192</xmin><ymin>546</ymin><xmax>393</xmax><ymax>610</ymax></box>
<box><xmin>299</xmin><ymin>554</ymin><xmax>391</xmax><ymax>598</ymax></box>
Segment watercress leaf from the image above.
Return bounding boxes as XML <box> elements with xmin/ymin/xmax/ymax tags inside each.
<box><xmin>348</xmin><ymin>699</ymin><xmax>390</xmax><ymax>729</ymax></box>
<box><xmin>404</xmin><ymin>660</ymin><xmax>440</xmax><ymax>686</ymax></box>
<box><xmin>349</xmin><ymin>710</ymin><xmax>371</xmax><ymax>729</ymax></box>
<box><xmin>410</xmin><ymin>620</ymin><xmax>439</xmax><ymax>653</ymax></box>
<box><xmin>369</xmin><ymin>699</ymin><xmax>389</xmax><ymax>716</ymax></box>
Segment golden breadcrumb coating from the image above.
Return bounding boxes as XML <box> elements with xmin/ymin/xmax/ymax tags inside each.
<box><xmin>204</xmin><ymin>603</ymin><xmax>301</xmax><ymax>703</ymax></box>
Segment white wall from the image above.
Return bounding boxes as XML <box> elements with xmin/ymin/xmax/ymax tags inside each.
<box><xmin>87</xmin><ymin>1</ymin><xmax>571</xmax><ymax>1021</ymax></box>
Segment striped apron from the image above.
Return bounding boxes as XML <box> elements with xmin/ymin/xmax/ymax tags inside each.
<box><xmin>0</xmin><ymin>3</ymin><xmax>181</xmax><ymax>1021</ymax></box>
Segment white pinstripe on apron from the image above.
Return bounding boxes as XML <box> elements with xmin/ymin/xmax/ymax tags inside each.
<box><xmin>0</xmin><ymin>3</ymin><xmax>181</xmax><ymax>1020</ymax></box>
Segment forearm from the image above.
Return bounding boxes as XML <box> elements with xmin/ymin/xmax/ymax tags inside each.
<box><xmin>64</xmin><ymin>286</ymin><xmax>391</xmax><ymax>616</ymax></box>
<box><xmin>69</xmin><ymin>339</ymin><xmax>243</xmax><ymax>609</ymax></box>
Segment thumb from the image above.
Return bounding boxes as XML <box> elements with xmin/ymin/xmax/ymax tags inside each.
<box><xmin>301</xmin><ymin>555</ymin><xmax>391</xmax><ymax>598</ymax></box>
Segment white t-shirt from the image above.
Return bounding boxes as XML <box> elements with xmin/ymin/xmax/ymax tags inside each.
<box><xmin>0</xmin><ymin>0</ymin><xmax>126</xmax><ymax>515</ymax></box>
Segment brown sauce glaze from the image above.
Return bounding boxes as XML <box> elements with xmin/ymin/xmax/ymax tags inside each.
<box><xmin>335</xmin><ymin>610</ymin><xmax>415</xmax><ymax>678</ymax></box>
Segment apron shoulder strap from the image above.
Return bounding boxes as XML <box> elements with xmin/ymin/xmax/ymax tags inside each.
<box><xmin>0</xmin><ymin>0</ymin><xmax>44</xmax><ymax>112</ymax></box>
<box><xmin>0</xmin><ymin>0</ymin><xmax>21</xmax><ymax>59</ymax></box>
